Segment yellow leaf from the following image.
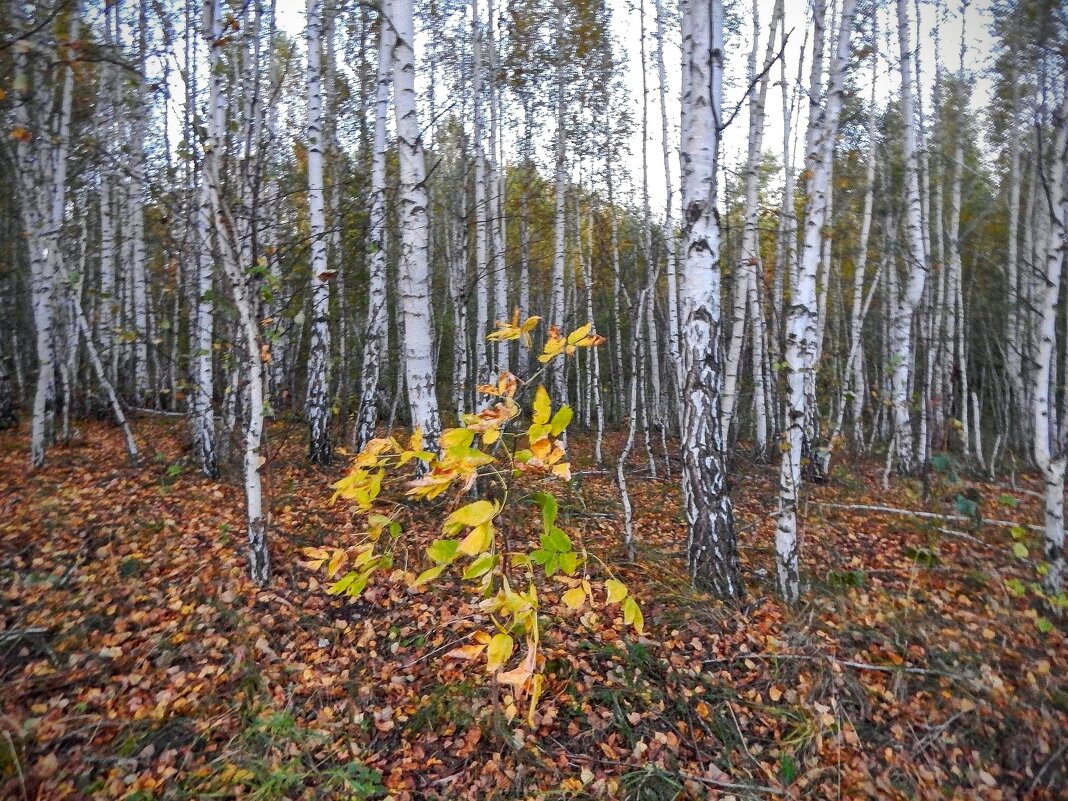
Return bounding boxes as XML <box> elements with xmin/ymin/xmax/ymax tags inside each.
<box><xmin>459</xmin><ymin>521</ymin><xmax>493</xmax><ymax>556</ymax></box>
<box><xmin>443</xmin><ymin>500</ymin><xmax>498</xmax><ymax>536</ymax></box>
<box><xmin>566</xmin><ymin>322</ymin><xmax>593</xmax><ymax>345</ymax></box>
<box><xmin>327</xmin><ymin>549</ymin><xmax>345</xmax><ymax>578</ymax></box>
<box><xmin>445</xmin><ymin>642</ymin><xmax>488</xmax><ymax>660</ymax></box>
<box><xmin>527</xmin><ymin>673</ymin><xmax>545</xmax><ymax>725</ymax></box>
<box><xmin>551</xmin><ymin>462</ymin><xmax>572</xmax><ymax>481</ymax></box>
<box><xmin>408</xmin><ymin>429</ymin><xmax>425</xmax><ymax>452</ymax></box>
<box><xmin>486</xmin><ymin>632</ymin><xmax>514</xmax><ymax>673</ymax></box>
<box><xmin>605</xmin><ymin>579</ymin><xmax>628</xmax><ymax>604</ymax></box>
<box><xmin>623</xmin><ymin>596</ymin><xmax>644</xmax><ymax>634</ymax></box>
<box><xmin>440</xmin><ymin>427</ymin><xmax>474</xmax><ymax>449</ymax></box>
<box><xmin>561</xmin><ymin>586</ymin><xmax>586</xmax><ymax>609</ymax></box>
<box><xmin>533</xmin><ymin>385</ymin><xmax>551</xmax><ymax>424</ymax></box>
<box><xmin>483</xmin><ymin>427</ymin><xmax>500</xmax><ymax>445</ymax></box>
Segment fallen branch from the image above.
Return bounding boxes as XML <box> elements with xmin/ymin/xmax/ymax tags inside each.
<box><xmin>704</xmin><ymin>651</ymin><xmax>965</xmax><ymax>681</ymax></box>
<box><xmin>0</xmin><ymin>627</ymin><xmax>48</xmax><ymax>644</ymax></box>
<box><xmin>810</xmin><ymin>502</ymin><xmax>1042</xmax><ymax>532</ymax></box>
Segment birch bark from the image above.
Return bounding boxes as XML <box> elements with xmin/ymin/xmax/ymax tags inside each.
<box><xmin>679</xmin><ymin>0</ymin><xmax>742</xmax><ymax>599</ymax></box>
<box><xmin>306</xmin><ymin>0</ymin><xmax>332</xmax><ymax>464</ymax></box>
<box><xmin>889</xmin><ymin>0</ymin><xmax>930</xmax><ymax>473</ymax></box>
<box><xmin>355</xmin><ymin>12</ymin><xmax>393</xmax><ymax>449</ymax></box>
<box><xmin>775</xmin><ymin>0</ymin><xmax>856</xmax><ymax>603</ymax></box>
<box><xmin>391</xmin><ymin>0</ymin><xmax>442</xmax><ymax>444</ymax></box>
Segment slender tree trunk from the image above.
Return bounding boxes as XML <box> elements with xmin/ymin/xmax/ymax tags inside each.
<box><xmin>355</xmin><ymin>12</ymin><xmax>393</xmax><ymax>450</ymax></box>
<box><xmin>550</xmin><ymin>2</ymin><xmax>568</xmax><ymax>405</ymax></box>
<box><xmin>305</xmin><ymin>0</ymin><xmax>332</xmax><ymax>463</ymax></box>
<box><xmin>202</xmin><ymin>0</ymin><xmax>270</xmax><ymax>584</ymax></box>
<box><xmin>775</xmin><ymin>0</ymin><xmax>856</xmax><ymax>604</ymax></box>
<box><xmin>1032</xmin><ymin>84</ymin><xmax>1067</xmax><ymax>597</ymax></box>
<box><xmin>889</xmin><ymin>0</ymin><xmax>930</xmax><ymax>474</ymax></box>
<box><xmin>654</xmin><ymin>0</ymin><xmax>682</xmax><ymax>429</ymax></box>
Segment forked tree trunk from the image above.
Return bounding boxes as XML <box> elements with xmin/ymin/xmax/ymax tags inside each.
<box><xmin>889</xmin><ymin>0</ymin><xmax>930</xmax><ymax>474</ymax></box>
<box><xmin>775</xmin><ymin>0</ymin><xmax>856</xmax><ymax>604</ymax></box>
<box><xmin>355</xmin><ymin>11</ymin><xmax>393</xmax><ymax>450</ymax></box>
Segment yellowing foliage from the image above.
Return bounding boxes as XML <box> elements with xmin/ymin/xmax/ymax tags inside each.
<box><xmin>307</xmin><ymin>315</ymin><xmax>636</xmax><ymax>721</ymax></box>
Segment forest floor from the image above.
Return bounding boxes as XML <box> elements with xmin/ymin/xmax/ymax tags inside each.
<box><xmin>0</xmin><ymin>417</ymin><xmax>1065</xmax><ymax>801</ymax></box>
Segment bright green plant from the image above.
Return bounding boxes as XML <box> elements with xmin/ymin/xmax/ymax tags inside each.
<box><xmin>304</xmin><ymin>315</ymin><xmax>642</xmax><ymax>724</ymax></box>
<box><xmin>1003</xmin><ymin>523</ymin><xmax>1066</xmax><ymax>632</ymax></box>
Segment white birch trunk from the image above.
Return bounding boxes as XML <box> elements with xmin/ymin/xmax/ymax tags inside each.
<box><xmin>1032</xmin><ymin>84</ymin><xmax>1067</xmax><ymax>597</ymax></box>
<box><xmin>391</xmin><ymin>0</ymin><xmax>441</xmax><ymax>444</ymax></box>
<box><xmin>679</xmin><ymin>0</ymin><xmax>742</xmax><ymax>600</ymax></box>
<box><xmin>15</xmin><ymin>8</ymin><xmax>79</xmax><ymax>467</ymax></box>
<box><xmin>723</xmin><ymin>0</ymin><xmax>781</xmax><ymax>443</ymax></box>
<box><xmin>192</xmin><ymin>181</ymin><xmax>218</xmax><ymax>477</ymax></box>
<box><xmin>306</xmin><ymin>0</ymin><xmax>332</xmax><ymax>463</ymax></box>
<box><xmin>550</xmin><ymin>2</ymin><xmax>568</xmax><ymax>405</ymax></box>
<box><xmin>472</xmin><ymin>0</ymin><xmax>490</xmax><ymax>386</ymax></box>
<box><xmin>654</xmin><ymin>0</ymin><xmax>683</xmax><ymax>425</ymax></box>
<box><xmin>355</xmin><ymin>12</ymin><xmax>393</xmax><ymax>449</ymax></box>
<box><xmin>202</xmin><ymin>0</ymin><xmax>269</xmax><ymax>583</ymax></box>
<box><xmin>889</xmin><ymin>0</ymin><xmax>929</xmax><ymax>473</ymax></box>
<box><xmin>775</xmin><ymin>0</ymin><xmax>856</xmax><ymax>603</ymax></box>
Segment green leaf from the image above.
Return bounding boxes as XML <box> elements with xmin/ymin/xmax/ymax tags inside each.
<box><xmin>1004</xmin><ymin>578</ymin><xmax>1027</xmax><ymax>597</ymax></box>
<box><xmin>327</xmin><ymin>571</ymin><xmax>358</xmax><ymax>596</ymax></box>
<box><xmin>440</xmin><ymin>428</ymin><xmax>475</xmax><ymax>450</ymax></box>
<box><xmin>954</xmin><ymin>493</ymin><xmax>980</xmax><ymax>522</ymax></box>
<box><xmin>1009</xmin><ymin>525</ymin><xmax>1027</xmax><ymax>541</ymax></box>
<box><xmin>531</xmin><ymin>491</ymin><xmax>558</xmax><ymax>532</ymax></box>
<box><xmin>1012</xmin><ymin>542</ymin><xmax>1029</xmax><ymax>559</ymax></box>
<box><xmin>543</xmin><ymin>554</ymin><xmax>560</xmax><ymax>577</ymax></box>
<box><xmin>530</xmin><ymin>548</ymin><xmax>553</xmax><ymax>566</ymax></box>
<box><xmin>558</xmin><ymin>551</ymin><xmax>581</xmax><ymax>575</ymax></box>
<box><xmin>549</xmin><ymin>405</ymin><xmax>573</xmax><ymax>436</ymax></box>
<box><xmin>346</xmin><ymin>571</ymin><xmax>371</xmax><ymax>598</ymax></box>
<box><xmin>427</xmin><ymin>539</ymin><xmax>460</xmax><ymax>565</ymax></box>
<box><xmin>463</xmin><ymin>553</ymin><xmax>497</xmax><ymax>580</ymax></box>
<box><xmin>998</xmin><ymin>494</ymin><xmax>1020</xmax><ymax>508</ymax></box>
<box><xmin>904</xmin><ymin>547</ymin><xmax>939</xmax><ymax>567</ymax></box>
<box><xmin>779</xmin><ymin>753</ymin><xmax>798</xmax><ymax>785</ymax></box>
<box><xmin>411</xmin><ymin>564</ymin><xmax>446</xmax><ymax>588</ymax></box>
<box><xmin>1036</xmin><ymin>616</ymin><xmax>1054</xmax><ymax>634</ymax></box>
<box><xmin>545</xmin><ymin>526</ymin><xmax>571</xmax><ymax>553</ymax></box>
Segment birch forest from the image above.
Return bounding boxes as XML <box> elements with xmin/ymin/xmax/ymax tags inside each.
<box><xmin>1</xmin><ymin>0</ymin><xmax>1067</xmax><ymax>798</ymax></box>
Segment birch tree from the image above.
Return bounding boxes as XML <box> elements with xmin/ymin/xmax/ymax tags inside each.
<box><xmin>775</xmin><ymin>0</ymin><xmax>856</xmax><ymax>604</ymax></box>
<box><xmin>355</xmin><ymin>10</ymin><xmax>393</xmax><ymax>450</ymax></box>
<box><xmin>1032</xmin><ymin>80</ymin><xmax>1067</xmax><ymax>596</ymax></box>
<box><xmin>391</xmin><ymin>0</ymin><xmax>442</xmax><ymax>444</ymax></box>
<box><xmin>201</xmin><ymin>0</ymin><xmax>270</xmax><ymax>583</ymax></box>
<box><xmin>679</xmin><ymin>0</ymin><xmax>742</xmax><ymax>600</ymax></box>
<box><xmin>889</xmin><ymin>0</ymin><xmax>930</xmax><ymax>473</ymax></box>
<box><xmin>11</xmin><ymin>3</ymin><xmax>79</xmax><ymax>467</ymax></box>
<box><xmin>306</xmin><ymin>0</ymin><xmax>332</xmax><ymax>464</ymax></box>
